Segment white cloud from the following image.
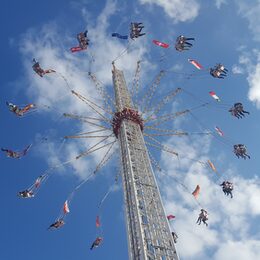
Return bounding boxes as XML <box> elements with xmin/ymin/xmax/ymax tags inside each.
<box><xmin>18</xmin><ymin>0</ymin><xmax>152</xmax><ymax>179</ymax></box>
<box><xmin>215</xmin><ymin>0</ymin><xmax>227</xmax><ymax>9</ymax></box>
<box><xmin>248</xmin><ymin>62</ymin><xmax>260</xmax><ymax>108</ymax></box>
<box><xmin>232</xmin><ymin>65</ymin><xmax>244</xmax><ymax>74</ymax></box>
<box><xmin>233</xmin><ymin>50</ymin><xmax>260</xmax><ymax>108</ymax></box>
<box><xmin>139</xmin><ymin>0</ymin><xmax>200</xmax><ymax>23</ymax></box>
<box><xmin>213</xmin><ymin>240</ymin><xmax>260</xmax><ymax>260</ymax></box>
<box><xmin>236</xmin><ymin>0</ymin><xmax>260</xmax><ymax>42</ymax></box>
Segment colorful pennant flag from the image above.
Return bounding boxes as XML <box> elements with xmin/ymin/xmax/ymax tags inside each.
<box><xmin>188</xmin><ymin>59</ymin><xmax>203</xmax><ymax>70</ymax></box>
<box><xmin>152</xmin><ymin>40</ymin><xmax>170</xmax><ymax>48</ymax></box>
<box><xmin>215</xmin><ymin>126</ymin><xmax>224</xmax><ymax>136</ymax></box>
<box><xmin>63</xmin><ymin>200</ymin><xmax>70</xmax><ymax>214</ymax></box>
<box><xmin>70</xmin><ymin>46</ymin><xmax>85</xmax><ymax>53</ymax></box>
<box><xmin>192</xmin><ymin>185</ymin><xmax>200</xmax><ymax>199</ymax></box>
<box><xmin>96</xmin><ymin>216</ymin><xmax>101</xmax><ymax>228</ymax></box>
<box><xmin>35</xmin><ymin>175</ymin><xmax>44</xmax><ymax>188</ymax></box>
<box><xmin>207</xmin><ymin>160</ymin><xmax>217</xmax><ymax>172</ymax></box>
<box><xmin>167</xmin><ymin>215</ymin><xmax>176</xmax><ymax>220</ymax></box>
<box><xmin>209</xmin><ymin>91</ymin><xmax>221</xmax><ymax>102</ymax></box>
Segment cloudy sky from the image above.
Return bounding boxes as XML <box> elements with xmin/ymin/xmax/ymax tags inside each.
<box><xmin>1</xmin><ymin>0</ymin><xmax>260</xmax><ymax>259</ymax></box>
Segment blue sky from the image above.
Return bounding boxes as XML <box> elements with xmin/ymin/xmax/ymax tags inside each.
<box><xmin>1</xmin><ymin>0</ymin><xmax>260</xmax><ymax>259</ymax></box>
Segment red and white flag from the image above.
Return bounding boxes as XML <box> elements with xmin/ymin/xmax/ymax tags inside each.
<box><xmin>188</xmin><ymin>59</ymin><xmax>203</xmax><ymax>70</ymax></box>
<box><xmin>209</xmin><ymin>91</ymin><xmax>220</xmax><ymax>102</ymax></box>
<box><xmin>215</xmin><ymin>126</ymin><xmax>224</xmax><ymax>136</ymax></box>
<box><xmin>63</xmin><ymin>200</ymin><xmax>70</xmax><ymax>214</ymax></box>
<box><xmin>152</xmin><ymin>40</ymin><xmax>169</xmax><ymax>48</ymax></box>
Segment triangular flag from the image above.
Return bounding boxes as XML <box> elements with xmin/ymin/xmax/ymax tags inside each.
<box><xmin>192</xmin><ymin>185</ymin><xmax>200</xmax><ymax>199</ymax></box>
<box><xmin>96</xmin><ymin>216</ymin><xmax>101</xmax><ymax>228</ymax></box>
<box><xmin>209</xmin><ymin>91</ymin><xmax>221</xmax><ymax>102</ymax></box>
<box><xmin>70</xmin><ymin>46</ymin><xmax>85</xmax><ymax>53</ymax></box>
<box><xmin>188</xmin><ymin>59</ymin><xmax>203</xmax><ymax>70</ymax></box>
<box><xmin>215</xmin><ymin>126</ymin><xmax>224</xmax><ymax>136</ymax></box>
<box><xmin>167</xmin><ymin>215</ymin><xmax>176</xmax><ymax>220</ymax></box>
<box><xmin>35</xmin><ymin>175</ymin><xmax>43</xmax><ymax>188</ymax></box>
<box><xmin>207</xmin><ymin>160</ymin><xmax>217</xmax><ymax>172</ymax></box>
<box><xmin>63</xmin><ymin>200</ymin><xmax>70</xmax><ymax>214</ymax></box>
<box><xmin>152</xmin><ymin>40</ymin><xmax>169</xmax><ymax>48</ymax></box>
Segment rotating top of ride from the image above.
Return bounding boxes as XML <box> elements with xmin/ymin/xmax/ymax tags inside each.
<box><xmin>112</xmin><ymin>107</ymin><xmax>144</xmax><ymax>138</ymax></box>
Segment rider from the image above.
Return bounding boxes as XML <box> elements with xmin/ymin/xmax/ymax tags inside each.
<box><xmin>1</xmin><ymin>148</ymin><xmax>20</xmax><ymax>158</ymax></box>
<box><xmin>196</xmin><ymin>209</ymin><xmax>208</xmax><ymax>226</ymax></box>
<box><xmin>18</xmin><ymin>190</ymin><xmax>34</xmax><ymax>198</ymax></box>
<box><xmin>130</xmin><ymin>22</ymin><xmax>146</xmax><ymax>39</ymax></box>
<box><xmin>90</xmin><ymin>237</ymin><xmax>103</xmax><ymax>250</ymax></box>
<box><xmin>233</xmin><ymin>144</ymin><xmax>250</xmax><ymax>159</ymax></box>
<box><xmin>220</xmin><ymin>181</ymin><xmax>233</xmax><ymax>198</ymax></box>
<box><xmin>48</xmin><ymin>219</ymin><xmax>65</xmax><ymax>230</ymax></box>
<box><xmin>210</xmin><ymin>64</ymin><xmax>228</xmax><ymax>79</ymax></box>
<box><xmin>175</xmin><ymin>35</ymin><xmax>195</xmax><ymax>51</ymax></box>
<box><xmin>77</xmin><ymin>30</ymin><xmax>89</xmax><ymax>49</ymax></box>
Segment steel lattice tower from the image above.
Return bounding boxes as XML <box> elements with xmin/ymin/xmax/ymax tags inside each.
<box><xmin>112</xmin><ymin>63</ymin><xmax>179</xmax><ymax>260</ymax></box>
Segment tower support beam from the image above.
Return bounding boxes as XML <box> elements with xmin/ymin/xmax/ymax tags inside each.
<box><xmin>112</xmin><ymin>65</ymin><xmax>179</xmax><ymax>260</ymax></box>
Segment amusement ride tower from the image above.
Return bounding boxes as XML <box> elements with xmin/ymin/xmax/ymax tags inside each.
<box><xmin>112</xmin><ymin>63</ymin><xmax>179</xmax><ymax>260</ymax></box>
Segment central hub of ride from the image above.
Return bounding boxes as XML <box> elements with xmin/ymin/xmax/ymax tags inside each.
<box><xmin>112</xmin><ymin>107</ymin><xmax>144</xmax><ymax>138</ymax></box>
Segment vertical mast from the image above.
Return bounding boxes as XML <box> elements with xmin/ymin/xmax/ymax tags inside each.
<box><xmin>112</xmin><ymin>63</ymin><xmax>179</xmax><ymax>260</ymax></box>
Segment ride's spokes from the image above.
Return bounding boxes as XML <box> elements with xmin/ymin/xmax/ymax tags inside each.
<box><xmin>145</xmin><ymin>87</ymin><xmax>182</xmax><ymax>120</ymax></box>
<box><xmin>112</xmin><ymin>41</ymin><xmax>133</xmax><ymax>63</ymax></box>
<box><xmin>56</xmin><ymin>72</ymin><xmax>72</xmax><ymax>91</ymax></box>
<box><xmin>140</xmin><ymin>70</ymin><xmax>165</xmax><ymax>112</ymax></box>
<box><xmin>80</xmin><ymin>94</ymin><xmax>114</xmax><ymax>116</ymax></box>
<box><xmin>145</xmin><ymin>134</ymin><xmax>179</xmax><ymax>155</ymax></box>
<box><xmin>64</xmin><ymin>114</ymin><xmax>111</xmax><ymax>122</ymax></box>
<box><xmin>75</xmin><ymin>142</ymin><xmax>117</xmax><ymax>191</ymax></box>
<box><xmin>145</xmin><ymin>126</ymin><xmax>187</xmax><ymax>133</ymax></box>
<box><xmin>145</xmin><ymin>141</ymin><xmax>178</xmax><ymax>157</ymax></box>
<box><xmin>88</xmin><ymin>72</ymin><xmax>116</xmax><ymax>112</ymax></box>
<box><xmin>145</xmin><ymin>126</ymin><xmax>210</xmax><ymax>135</ymax></box>
<box><xmin>65</xmin><ymin>135</ymin><xmax>114</xmax><ymax>139</ymax></box>
<box><xmin>144</xmin><ymin>132</ymin><xmax>189</xmax><ymax>137</ymax></box>
<box><xmin>74</xmin><ymin>134</ymin><xmax>111</xmax><ymax>157</ymax></box>
<box><xmin>144</xmin><ymin>127</ymin><xmax>211</xmax><ymax>136</ymax></box>
<box><xmin>145</xmin><ymin>133</ymin><xmax>210</xmax><ymax>137</ymax></box>
<box><xmin>145</xmin><ymin>109</ymin><xmax>190</xmax><ymax>123</ymax></box>
<box><xmin>76</xmin><ymin>139</ymin><xmax>116</xmax><ymax>160</ymax></box>
<box><xmin>54</xmin><ymin>143</ymin><xmax>117</xmax><ymax>224</ymax></box>
<box><xmin>95</xmin><ymin>142</ymin><xmax>117</xmax><ymax>173</ymax></box>
<box><xmin>145</xmin><ymin>110</ymin><xmax>190</xmax><ymax>127</ymax></box>
<box><xmin>63</xmin><ymin>113</ymin><xmax>111</xmax><ymax>130</ymax></box>
<box><xmin>67</xmin><ymin>129</ymin><xmax>110</xmax><ymax>136</ymax></box>
<box><xmin>71</xmin><ymin>90</ymin><xmax>112</xmax><ymax>122</ymax></box>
